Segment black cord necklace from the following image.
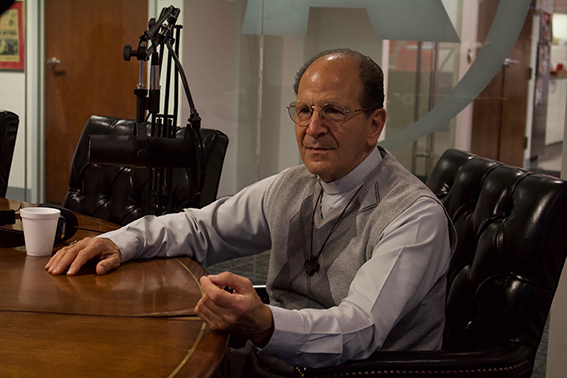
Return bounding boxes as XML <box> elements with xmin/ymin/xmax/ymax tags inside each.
<box><xmin>304</xmin><ymin>185</ymin><xmax>364</xmax><ymax>276</ymax></box>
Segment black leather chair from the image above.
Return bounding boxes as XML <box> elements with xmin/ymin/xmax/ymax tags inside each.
<box><xmin>63</xmin><ymin>115</ymin><xmax>228</xmax><ymax>225</ymax></box>
<box><xmin>0</xmin><ymin>110</ymin><xmax>19</xmax><ymax>198</ymax></box>
<box><xmin>299</xmin><ymin>149</ymin><xmax>567</xmax><ymax>378</ymax></box>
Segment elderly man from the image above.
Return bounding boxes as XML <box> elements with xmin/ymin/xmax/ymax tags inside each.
<box><xmin>46</xmin><ymin>48</ymin><xmax>454</xmax><ymax>377</ymax></box>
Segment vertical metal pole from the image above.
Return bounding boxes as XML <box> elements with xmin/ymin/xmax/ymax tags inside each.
<box><xmin>252</xmin><ymin>0</ymin><xmax>265</xmax><ymax>283</ymax></box>
<box><xmin>411</xmin><ymin>41</ymin><xmax>423</xmax><ymax>174</ymax></box>
<box><xmin>426</xmin><ymin>42</ymin><xmax>440</xmax><ymax>175</ymax></box>
<box><xmin>173</xmin><ymin>25</ymin><xmax>182</xmax><ymax>130</ymax></box>
<box><xmin>163</xmin><ymin>44</ymin><xmax>172</xmax><ymax>119</ymax></box>
<box><xmin>136</xmin><ymin>59</ymin><xmax>147</xmax><ymax>124</ymax></box>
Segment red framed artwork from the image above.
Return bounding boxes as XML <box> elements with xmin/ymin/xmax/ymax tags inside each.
<box><xmin>0</xmin><ymin>1</ymin><xmax>24</xmax><ymax>70</ymax></box>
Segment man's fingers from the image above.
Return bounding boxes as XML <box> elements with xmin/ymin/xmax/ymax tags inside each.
<box><xmin>207</xmin><ymin>271</ymin><xmax>254</xmax><ymax>294</ymax></box>
<box><xmin>45</xmin><ymin>238</ymin><xmax>89</xmax><ymax>270</ymax></box>
<box><xmin>196</xmin><ymin>295</ymin><xmax>236</xmax><ymax>332</ymax></box>
<box><xmin>47</xmin><ymin>239</ymin><xmax>90</xmax><ymax>275</ymax></box>
<box><xmin>199</xmin><ymin>290</ymin><xmax>229</xmax><ymax>315</ymax></box>
<box><xmin>200</xmin><ymin>276</ymin><xmax>237</xmax><ymax>308</ymax></box>
<box><xmin>67</xmin><ymin>239</ymin><xmax>120</xmax><ymax>275</ymax></box>
<box><xmin>196</xmin><ymin>296</ymin><xmax>221</xmax><ymax>320</ymax></box>
<box><xmin>65</xmin><ymin>239</ymin><xmax>105</xmax><ymax>275</ymax></box>
<box><xmin>45</xmin><ymin>250</ymin><xmax>64</xmax><ymax>270</ymax></box>
<box><xmin>95</xmin><ymin>253</ymin><xmax>121</xmax><ymax>275</ymax></box>
<box><xmin>205</xmin><ymin>272</ymin><xmax>234</xmax><ymax>286</ymax></box>
<box><xmin>45</xmin><ymin>237</ymin><xmax>121</xmax><ymax>276</ymax></box>
<box><xmin>195</xmin><ymin>300</ymin><xmax>225</xmax><ymax>331</ymax></box>
<box><xmin>196</xmin><ymin>273</ymin><xmax>274</xmax><ymax>343</ymax></box>
<box><xmin>66</xmin><ymin>248</ymin><xmax>96</xmax><ymax>275</ymax></box>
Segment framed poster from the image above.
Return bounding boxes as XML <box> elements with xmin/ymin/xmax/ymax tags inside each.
<box><xmin>0</xmin><ymin>1</ymin><xmax>24</xmax><ymax>70</ymax></box>
<box><xmin>541</xmin><ymin>12</ymin><xmax>553</xmax><ymax>43</ymax></box>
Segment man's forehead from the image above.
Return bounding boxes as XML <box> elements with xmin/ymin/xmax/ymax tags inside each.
<box><xmin>298</xmin><ymin>55</ymin><xmax>362</xmax><ymax>98</ymax></box>
<box><xmin>308</xmin><ymin>53</ymin><xmax>358</xmax><ymax>73</ymax></box>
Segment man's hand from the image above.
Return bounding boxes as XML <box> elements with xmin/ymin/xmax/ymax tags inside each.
<box><xmin>195</xmin><ymin>272</ymin><xmax>274</xmax><ymax>347</ymax></box>
<box><xmin>45</xmin><ymin>237</ymin><xmax>122</xmax><ymax>276</ymax></box>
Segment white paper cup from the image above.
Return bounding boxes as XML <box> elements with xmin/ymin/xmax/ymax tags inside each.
<box><xmin>20</xmin><ymin>207</ymin><xmax>61</xmax><ymax>257</ymax></box>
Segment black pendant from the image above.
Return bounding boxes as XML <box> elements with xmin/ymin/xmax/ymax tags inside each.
<box><xmin>304</xmin><ymin>257</ymin><xmax>320</xmax><ymax>276</ymax></box>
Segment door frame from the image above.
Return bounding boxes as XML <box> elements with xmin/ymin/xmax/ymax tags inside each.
<box><xmin>23</xmin><ymin>0</ymin><xmax>44</xmax><ymax>204</ymax></box>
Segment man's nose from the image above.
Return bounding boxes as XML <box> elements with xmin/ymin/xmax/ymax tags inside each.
<box><xmin>306</xmin><ymin>109</ymin><xmax>328</xmax><ymax>137</ymax></box>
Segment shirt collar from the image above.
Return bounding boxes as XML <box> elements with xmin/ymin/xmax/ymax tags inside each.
<box><xmin>318</xmin><ymin>147</ymin><xmax>382</xmax><ymax>195</ymax></box>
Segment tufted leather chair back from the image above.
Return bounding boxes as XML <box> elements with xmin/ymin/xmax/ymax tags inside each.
<box><xmin>426</xmin><ymin>149</ymin><xmax>567</xmax><ymax>354</ymax></box>
<box><xmin>302</xmin><ymin>149</ymin><xmax>567</xmax><ymax>378</ymax></box>
<box><xmin>0</xmin><ymin>110</ymin><xmax>19</xmax><ymax>198</ymax></box>
<box><xmin>63</xmin><ymin>115</ymin><xmax>228</xmax><ymax>225</ymax></box>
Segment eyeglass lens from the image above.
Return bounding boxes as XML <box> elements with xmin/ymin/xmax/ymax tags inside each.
<box><xmin>288</xmin><ymin>102</ymin><xmax>347</xmax><ymax>127</ymax></box>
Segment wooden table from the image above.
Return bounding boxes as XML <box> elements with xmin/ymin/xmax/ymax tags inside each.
<box><xmin>0</xmin><ymin>198</ymin><xmax>228</xmax><ymax>378</ymax></box>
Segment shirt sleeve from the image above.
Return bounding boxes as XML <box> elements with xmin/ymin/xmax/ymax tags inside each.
<box><xmin>99</xmin><ymin>175</ymin><xmax>278</xmax><ymax>268</ymax></box>
<box><xmin>259</xmin><ymin>197</ymin><xmax>452</xmax><ymax>368</ymax></box>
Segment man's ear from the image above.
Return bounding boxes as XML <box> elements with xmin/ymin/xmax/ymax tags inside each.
<box><xmin>367</xmin><ymin>108</ymin><xmax>386</xmax><ymax>145</ymax></box>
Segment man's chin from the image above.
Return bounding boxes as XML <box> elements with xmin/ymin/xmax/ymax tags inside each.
<box><xmin>304</xmin><ymin>162</ymin><xmax>335</xmax><ymax>182</ymax></box>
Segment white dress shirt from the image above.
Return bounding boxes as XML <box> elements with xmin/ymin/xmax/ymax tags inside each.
<box><xmin>102</xmin><ymin>148</ymin><xmax>452</xmax><ymax>368</ymax></box>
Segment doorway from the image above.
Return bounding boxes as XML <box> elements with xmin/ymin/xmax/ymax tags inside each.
<box><xmin>44</xmin><ymin>0</ymin><xmax>148</xmax><ymax>203</ymax></box>
<box><xmin>471</xmin><ymin>0</ymin><xmax>533</xmax><ymax>167</ymax></box>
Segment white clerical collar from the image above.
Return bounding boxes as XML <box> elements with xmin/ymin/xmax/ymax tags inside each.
<box><xmin>318</xmin><ymin>147</ymin><xmax>382</xmax><ymax>195</ymax></box>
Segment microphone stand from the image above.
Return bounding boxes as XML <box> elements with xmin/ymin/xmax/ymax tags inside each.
<box><xmin>121</xmin><ymin>5</ymin><xmax>205</xmax><ymax>216</ymax></box>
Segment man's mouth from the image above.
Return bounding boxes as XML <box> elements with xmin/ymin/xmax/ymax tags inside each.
<box><xmin>306</xmin><ymin>146</ymin><xmax>334</xmax><ymax>151</ymax></box>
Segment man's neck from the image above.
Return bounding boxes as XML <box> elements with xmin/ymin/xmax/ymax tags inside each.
<box><xmin>318</xmin><ymin>146</ymin><xmax>381</xmax><ymax>195</ymax></box>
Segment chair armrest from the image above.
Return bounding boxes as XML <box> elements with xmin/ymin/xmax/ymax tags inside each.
<box><xmin>253</xmin><ymin>284</ymin><xmax>270</xmax><ymax>304</ymax></box>
<box><xmin>300</xmin><ymin>343</ymin><xmax>534</xmax><ymax>378</ymax></box>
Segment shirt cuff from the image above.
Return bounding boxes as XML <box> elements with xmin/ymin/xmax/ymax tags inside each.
<box><xmin>259</xmin><ymin>305</ymin><xmax>305</xmax><ymax>358</ymax></box>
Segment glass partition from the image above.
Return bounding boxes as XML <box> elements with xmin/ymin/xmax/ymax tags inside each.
<box><xmin>385</xmin><ymin>39</ymin><xmax>460</xmax><ymax>180</ymax></box>
<box><xmin>180</xmin><ymin>0</ymin><xmax>532</xmax><ymax>282</ymax></box>
<box><xmin>182</xmin><ymin>0</ymin><xmax>474</xmax><ymax>197</ymax></box>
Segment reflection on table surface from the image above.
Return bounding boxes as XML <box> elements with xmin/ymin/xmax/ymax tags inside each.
<box><xmin>0</xmin><ymin>198</ymin><xmax>228</xmax><ymax>378</ymax></box>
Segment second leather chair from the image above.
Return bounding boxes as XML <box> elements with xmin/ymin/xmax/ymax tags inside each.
<box><xmin>0</xmin><ymin>110</ymin><xmax>19</xmax><ymax>198</ymax></box>
<box><xmin>63</xmin><ymin>115</ymin><xmax>229</xmax><ymax>225</ymax></box>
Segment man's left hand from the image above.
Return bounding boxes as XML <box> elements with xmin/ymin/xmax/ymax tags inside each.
<box><xmin>195</xmin><ymin>272</ymin><xmax>274</xmax><ymax>347</ymax></box>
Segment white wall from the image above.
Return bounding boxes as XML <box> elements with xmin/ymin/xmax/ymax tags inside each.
<box><xmin>0</xmin><ymin>71</ymin><xmax>25</xmax><ymax>196</ymax></box>
<box><xmin>1</xmin><ymin>0</ymin><xmax>41</xmax><ymax>203</ymax></box>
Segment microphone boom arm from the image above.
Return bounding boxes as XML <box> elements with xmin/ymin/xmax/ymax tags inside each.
<box><xmin>89</xmin><ymin>5</ymin><xmax>206</xmax><ymax>216</ymax></box>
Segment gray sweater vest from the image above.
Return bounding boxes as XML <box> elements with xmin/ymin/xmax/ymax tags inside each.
<box><xmin>264</xmin><ymin>147</ymin><xmax>451</xmax><ymax>350</ymax></box>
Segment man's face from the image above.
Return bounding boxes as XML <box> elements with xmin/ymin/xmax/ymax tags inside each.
<box><xmin>295</xmin><ymin>55</ymin><xmax>386</xmax><ymax>183</ymax></box>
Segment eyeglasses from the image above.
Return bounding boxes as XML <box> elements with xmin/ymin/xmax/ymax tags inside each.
<box><xmin>287</xmin><ymin>101</ymin><xmax>373</xmax><ymax>128</ymax></box>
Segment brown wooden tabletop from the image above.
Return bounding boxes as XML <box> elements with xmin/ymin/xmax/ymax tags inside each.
<box><xmin>0</xmin><ymin>198</ymin><xmax>228</xmax><ymax>378</ymax></box>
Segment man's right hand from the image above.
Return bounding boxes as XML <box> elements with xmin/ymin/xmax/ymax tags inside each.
<box><xmin>45</xmin><ymin>237</ymin><xmax>122</xmax><ymax>276</ymax></box>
